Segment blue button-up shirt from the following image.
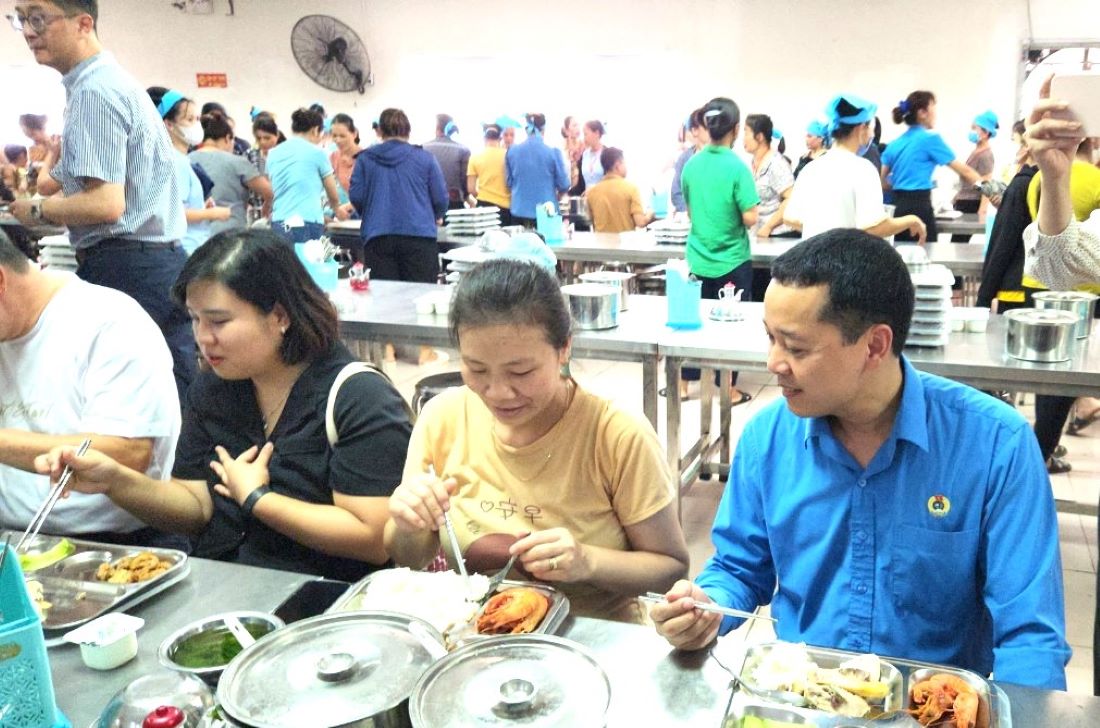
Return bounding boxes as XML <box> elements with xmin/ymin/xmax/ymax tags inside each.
<box><xmin>697</xmin><ymin>357</ymin><xmax>1070</xmax><ymax>689</ymax></box>
<box><xmin>505</xmin><ymin>134</ymin><xmax>569</xmax><ymax>219</ymax></box>
<box><xmin>54</xmin><ymin>52</ymin><xmax>184</xmax><ymax>249</ymax></box>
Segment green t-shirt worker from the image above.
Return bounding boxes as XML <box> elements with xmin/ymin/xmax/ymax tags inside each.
<box><xmin>676</xmin><ymin>97</ymin><xmax>760</xmax><ymax>402</ymax></box>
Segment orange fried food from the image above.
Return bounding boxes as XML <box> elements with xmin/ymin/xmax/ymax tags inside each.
<box><xmin>476</xmin><ymin>587</ymin><xmax>550</xmax><ymax>634</ymax></box>
<box><xmin>95</xmin><ymin>551</ymin><xmax>173</xmax><ymax>584</ymax></box>
<box><xmin>909</xmin><ymin>673</ymin><xmax>980</xmax><ymax>728</ymax></box>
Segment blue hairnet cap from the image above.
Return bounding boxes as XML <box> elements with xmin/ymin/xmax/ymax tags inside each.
<box><xmin>495</xmin><ymin>115</ymin><xmax>522</xmax><ymax>129</ymax></box>
<box><xmin>973</xmin><ymin>110</ymin><xmax>999</xmax><ymax>136</ymax></box>
<box><xmin>489</xmin><ymin>232</ymin><xmax>558</xmax><ymax>272</ymax></box>
<box><xmin>826</xmin><ymin>94</ymin><xmax>877</xmax><ymax>126</ymax></box>
<box><xmin>806</xmin><ymin>120</ymin><xmax>829</xmax><ymax>138</ymax></box>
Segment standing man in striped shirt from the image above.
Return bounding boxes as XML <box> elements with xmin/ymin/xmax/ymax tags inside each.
<box><xmin>9</xmin><ymin>0</ymin><xmax>195</xmax><ymax>400</ymax></box>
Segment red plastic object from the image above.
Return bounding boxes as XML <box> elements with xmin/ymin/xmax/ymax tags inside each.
<box><xmin>143</xmin><ymin>705</ymin><xmax>185</xmax><ymax>728</ymax></box>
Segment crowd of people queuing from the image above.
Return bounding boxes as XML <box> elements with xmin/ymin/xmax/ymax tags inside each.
<box><xmin>4</xmin><ymin>0</ymin><xmax>1100</xmax><ymax>697</ymax></box>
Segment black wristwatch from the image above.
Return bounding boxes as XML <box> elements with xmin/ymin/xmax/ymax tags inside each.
<box><xmin>241</xmin><ymin>485</ymin><xmax>272</xmax><ymax>520</ymax></box>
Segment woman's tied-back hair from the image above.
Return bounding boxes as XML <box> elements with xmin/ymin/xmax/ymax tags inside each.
<box><xmin>449</xmin><ymin>259</ymin><xmax>571</xmax><ymax>350</ymax></box>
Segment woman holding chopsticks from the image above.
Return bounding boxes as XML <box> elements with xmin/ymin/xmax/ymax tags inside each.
<box><xmin>384</xmin><ymin>258</ymin><xmax>689</xmax><ymax>623</ymax></box>
<box><xmin>36</xmin><ymin>229</ymin><xmax>412</xmax><ymax>581</ymax></box>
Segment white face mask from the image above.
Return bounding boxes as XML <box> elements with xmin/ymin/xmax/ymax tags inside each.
<box><xmin>177</xmin><ymin>122</ymin><xmax>204</xmax><ymax>147</ymax></box>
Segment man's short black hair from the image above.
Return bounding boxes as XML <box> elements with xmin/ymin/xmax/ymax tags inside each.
<box><xmin>0</xmin><ymin>228</ymin><xmax>32</xmax><ymax>272</ymax></box>
<box><xmin>770</xmin><ymin>229</ymin><xmax>914</xmax><ymax>356</ymax></box>
<box><xmin>54</xmin><ymin>0</ymin><xmax>98</xmax><ymax>23</ymax></box>
<box><xmin>599</xmin><ymin>146</ymin><xmax>624</xmax><ymax>173</ymax></box>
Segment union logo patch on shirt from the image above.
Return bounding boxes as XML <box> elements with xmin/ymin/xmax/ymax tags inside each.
<box><xmin>927</xmin><ymin>494</ymin><xmax>951</xmax><ymax>518</ymax></box>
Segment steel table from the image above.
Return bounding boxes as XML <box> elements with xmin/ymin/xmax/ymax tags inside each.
<box><xmin>51</xmin><ymin>559</ymin><xmax>1100</xmax><ymax>727</ymax></box>
<box><xmin>661</xmin><ymin>302</ymin><xmax>1100</xmax><ymax>492</ymax></box>
<box><xmin>336</xmin><ymin>280</ymin><xmax>663</xmax><ymax>429</ymax></box>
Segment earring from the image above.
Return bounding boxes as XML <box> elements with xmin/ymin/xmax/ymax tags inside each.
<box><xmin>560</xmin><ymin>361</ymin><xmax>572</xmax><ymax>378</ymax></box>
<box><xmin>280</xmin><ymin>326</ymin><xmax>287</xmax><ymax>335</ymax></box>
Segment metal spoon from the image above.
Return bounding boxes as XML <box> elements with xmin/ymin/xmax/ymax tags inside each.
<box><xmin>709</xmin><ymin>649</ymin><xmax>808</xmax><ymax>708</ymax></box>
<box><xmin>223</xmin><ymin>615</ymin><xmax>255</xmax><ymax>650</ymax></box>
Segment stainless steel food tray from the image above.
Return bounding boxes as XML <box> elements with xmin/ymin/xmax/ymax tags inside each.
<box><xmin>721</xmin><ymin>642</ymin><xmax>1011</xmax><ymax>728</ymax></box>
<box><xmin>326</xmin><ymin>571</ymin><xmax>569</xmax><ymax>647</ymax></box>
<box><xmin>3</xmin><ymin>530</ymin><xmax>190</xmax><ymax>645</ymax></box>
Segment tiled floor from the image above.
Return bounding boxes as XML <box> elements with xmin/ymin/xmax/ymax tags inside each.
<box><xmin>383</xmin><ymin>349</ymin><xmax>1099</xmax><ymax>696</ymax></box>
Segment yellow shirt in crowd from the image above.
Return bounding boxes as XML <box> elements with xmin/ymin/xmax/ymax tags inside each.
<box><xmin>1023</xmin><ymin>160</ymin><xmax>1100</xmax><ymax>293</ymax></box>
<box><xmin>467</xmin><ymin>146</ymin><xmax>511</xmax><ymax>208</ymax></box>
<box><xmin>404</xmin><ymin>383</ymin><xmax>674</xmax><ymax>622</ymax></box>
<box><xmin>586</xmin><ymin>173</ymin><xmax>645</xmax><ymax>233</ymax></box>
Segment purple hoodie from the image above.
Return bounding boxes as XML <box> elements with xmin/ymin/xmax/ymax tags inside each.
<box><xmin>349</xmin><ymin>139</ymin><xmax>448</xmax><ymax>242</ymax></box>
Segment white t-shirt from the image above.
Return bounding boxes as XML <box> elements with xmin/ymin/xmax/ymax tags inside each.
<box><xmin>0</xmin><ymin>274</ymin><xmax>180</xmax><ymax>535</ymax></box>
<box><xmin>785</xmin><ymin>148</ymin><xmax>888</xmax><ymax>240</ymax></box>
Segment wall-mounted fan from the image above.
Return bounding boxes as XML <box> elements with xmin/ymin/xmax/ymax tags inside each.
<box><xmin>291</xmin><ymin>15</ymin><xmax>372</xmax><ymax>94</ymax></box>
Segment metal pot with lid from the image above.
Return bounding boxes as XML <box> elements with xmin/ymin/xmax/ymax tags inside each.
<box><xmin>216</xmin><ymin>611</ymin><xmax>446</xmax><ymax>728</ymax></box>
<box><xmin>1032</xmin><ymin>290</ymin><xmax>1098</xmax><ymax>339</ymax></box>
<box><xmin>409</xmin><ymin>634</ymin><xmax>611</xmax><ymax>728</ymax></box>
<box><xmin>1004</xmin><ymin>308</ymin><xmax>1079</xmax><ymax>362</ymax></box>
<box><xmin>578</xmin><ymin>271</ymin><xmax>634</xmax><ymax>311</ymax></box>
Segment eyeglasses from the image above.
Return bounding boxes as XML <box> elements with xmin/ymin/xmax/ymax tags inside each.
<box><xmin>7</xmin><ymin>11</ymin><xmax>70</xmax><ymax>34</ymax></box>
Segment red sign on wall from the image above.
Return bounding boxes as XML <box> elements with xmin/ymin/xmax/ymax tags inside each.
<box><xmin>196</xmin><ymin>73</ymin><xmax>228</xmax><ymax>88</ymax></box>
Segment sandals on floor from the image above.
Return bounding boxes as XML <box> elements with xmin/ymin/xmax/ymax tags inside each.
<box><xmin>730</xmin><ymin>391</ymin><xmax>753</xmax><ymax>407</ymax></box>
<box><xmin>1066</xmin><ymin>409</ymin><xmax>1100</xmax><ymax>436</ymax></box>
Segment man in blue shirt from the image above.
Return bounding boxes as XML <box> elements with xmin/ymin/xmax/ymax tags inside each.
<box><xmin>505</xmin><ymin>113</ymin><xmax>569</xmax><ymax>227</ymax></box>
<box><xmin>10</xmin><ymin>0</ymin><xmax>194</xmax><ymax>402</ymax></box>
<box><xmin>651</xmin><ymin>229</ymin><xmax>1070</xmax><ymax>690</ymax></box>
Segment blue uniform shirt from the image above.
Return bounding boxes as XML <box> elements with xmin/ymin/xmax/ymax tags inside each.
<box><xmin>173</xmin><ymin>153</ymin><xmax>209</xmax><ymax>255</ymax></box>
<box><xmin>881</xmin><ymin>126</ymin><xmax>956</xmax><ymax>191</ymax></box>
<box><xmin>696</xmin><ymin>357</ymin><xmax>1070</xmax><ymax>689</ymax></box>
<box><xmin>266</xmin><ymin>136</ymin><xmax>334</xmax><ymax>224</ymax></box>
<box><xmin>505</xmin><ymin>134</ymin><xmax>569</xmax><ymax>219</ymax></box>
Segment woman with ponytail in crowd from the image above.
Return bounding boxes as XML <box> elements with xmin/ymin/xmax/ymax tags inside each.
<box><xmin>785</xmin><ymin>94</ymin><xmax>926</xmax><ymax>243</ymax></box>
<box><xmin>676</xmin><ymin>97</ymin><xmax>759</xmax><ymax>404</ymax></box>
<box><xmin>743</xmin><ymin>114</ymin><xmax>795</xmax><ymax>239</ymax></box>
<box><xmin>148</xmin><ymin>87</ymin><xmax>231</xmax><ymax>254</ymax></box>
<box><xmin>266</xmin><ymin>107</ymin><xmax>347</xmax><ymax>245</ymax></box>
<box><xmin>881</xmin><ymin>91</ymin><xmax>982</xmax><ymax>242</ymax></box>
<box><xmin>190</xmin><ymin>112</ymin><xmax>273</xmax><ymax>234</ymax></box>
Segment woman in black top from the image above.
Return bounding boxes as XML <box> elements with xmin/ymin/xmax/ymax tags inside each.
<box><xmin>37</xmin><ymin>229</ymin><xmax>412</xmax><ymax>581</ymax></box>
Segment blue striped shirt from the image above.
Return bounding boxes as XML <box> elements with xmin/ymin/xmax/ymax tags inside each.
<box><xmin>53</xmin><ymin>52</ymin><xmax>185</xmax><ymax>249</ymax></box>
<box><xmin>697</xmin><ymin>356</ymin><xmax>1070</xmax><ymax>689</ymax></box>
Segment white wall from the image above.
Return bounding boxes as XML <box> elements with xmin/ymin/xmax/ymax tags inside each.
<box><xmin>2</xmin><ymin>0</ymin><xmax>1096</xmax><ymax>193</ymax></box>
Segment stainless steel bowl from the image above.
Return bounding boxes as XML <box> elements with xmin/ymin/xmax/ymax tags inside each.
<box><xmin>561</xmin><ymin>283</ymin><xmax>618</xmax><ymax>330</ymax></box>
<box><xmin>158</xmin><ymin>611</ymin><xmax>284</xmax><ymax>687</ymax></box>
<box><xmin>1032</xmin><ymin>291</ymin><xmax>1098</xmax><ymax>339</ymax></box>
<box><xmin>578</xmin><ymin>271</ymin><xmax>634</xmax><ymax>311</ymax></box>
<box><xmin>1004</xmin><ymin>308</ymin><xmax>1078</xmax><ymax>362</ymax></box>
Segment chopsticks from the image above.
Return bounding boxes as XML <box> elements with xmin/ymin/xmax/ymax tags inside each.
<box><xmin>427</xmin><ymin>465</ymin><xmax>470</xmax><ymax>586</ymax></box>
<box><xmin>16</xmin><ymin>438</ymin><xmax>91</xmax><ymax>553</ymax></box>
<box><xmin>639</xmin><ymin>592</ymin><xmax>777</xmax><ymax>623</ymax></box>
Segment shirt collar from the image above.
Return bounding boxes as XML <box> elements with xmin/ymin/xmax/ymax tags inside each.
<box><xmin>802</xmin><ymin>355</ymin><xmax>929</xmax><ymax>453</ymax></box>
<box><xmin>61</xmin><ymin>51</ymin><xmax>110</xmax><ymax>90</ymax></box>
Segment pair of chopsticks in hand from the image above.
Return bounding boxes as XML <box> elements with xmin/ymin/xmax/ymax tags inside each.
<box><xmin>638</xmin><ymin>592</ymin><xmax>777</xmax><ymax>623</ymax></box>
<box><xmin>15</xmin><ymin>438</ymin><xmax>91</xmax><ymax>553</ymax></box>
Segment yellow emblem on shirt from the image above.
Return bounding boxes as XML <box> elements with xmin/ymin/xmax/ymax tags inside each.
<box><xmin>927</xmin><ymin>494</ymin><xmax>951</xmax><ymax>518</ymax></box>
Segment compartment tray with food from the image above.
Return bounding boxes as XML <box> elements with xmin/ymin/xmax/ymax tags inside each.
<box><xmin>326</xmin><ymin>568</ymin><xmax>568</xmax><ymax>648</ymax></box>
<box><xmin>721</xmin><ymin>641</ymin><xmax>1011</xmax><ymax>728</ymax></box>
<box><xmin>3</xmin><ymin>530</ymin><xmax>190</xmax><ymax>643</ymax></box>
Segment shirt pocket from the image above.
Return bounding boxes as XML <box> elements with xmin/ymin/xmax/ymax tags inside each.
<box><xmin>890</xmin><ymin>523</ymin><xmax>980</xmax><ymax>622</ymax></box>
